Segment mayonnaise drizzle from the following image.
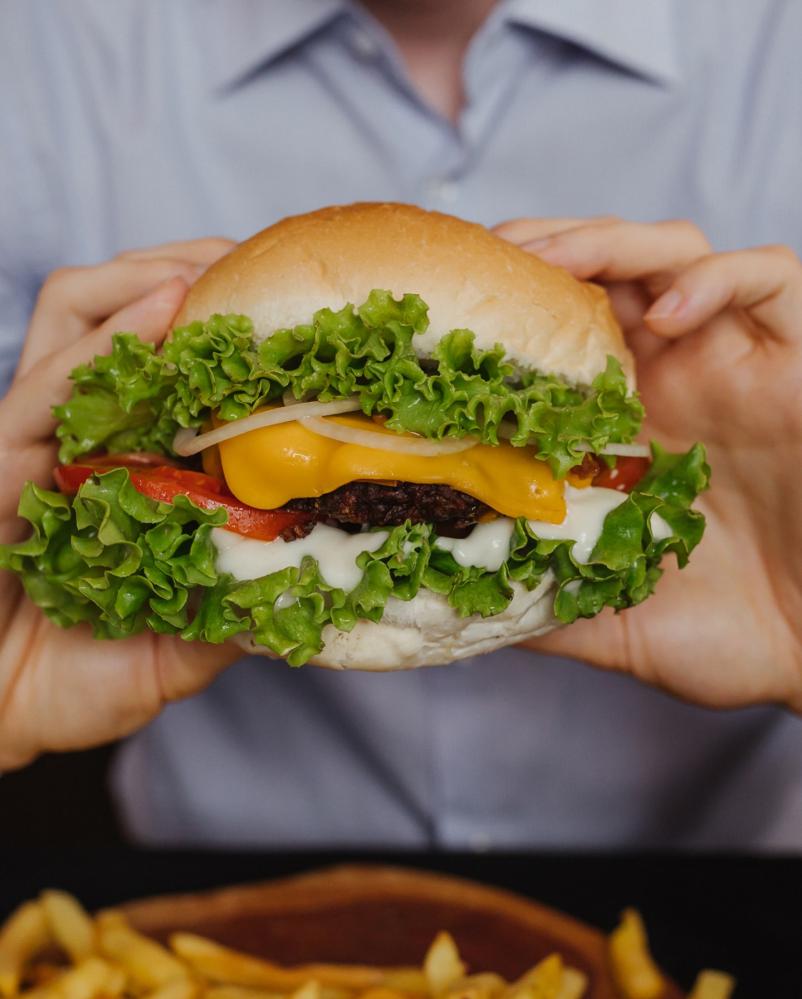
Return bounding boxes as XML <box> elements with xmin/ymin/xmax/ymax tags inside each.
<box><xmin>649</xmin><ymin>511</ymin><xmax>674</xmax><ymax>542</ymax></box>
<box><xmin>435</xmin><ymin>519</ymin><xmax>516</xmax><ymax>572</ymax></box>
<box><xmin>213</xmin><ymin>485</ymin><xmax>635</xmax><ymax>589</ymax></box>
<box><xmin>212</xmin><ymin>524</ymin><xmax>389</xmax><ymax>590</ymax></box>
<box><xmin>526</xmin><ymin>485</ymin><xmax>627</xmax><ymax>563</ymax></box>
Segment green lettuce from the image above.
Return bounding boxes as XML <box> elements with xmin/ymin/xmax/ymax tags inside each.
<box><xmin>55</xmin><ymin>290</ymin><xmax>643</xmax><ymax>477</ymax></box>
<box><xmin>0</xmin><ymin>444</ymin><xmax>708</xmax><ymax>665</ymax></box>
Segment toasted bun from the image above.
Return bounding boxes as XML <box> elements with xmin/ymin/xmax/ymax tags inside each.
<box><xmin>234</xmin><ymin>573</ymin><xmax>558</xmax><ymax>671</ymax></box>
<box><xmin>176</xmin><ymin>202</ymin><xmax>633</xmax><ymax>387</ymax></box>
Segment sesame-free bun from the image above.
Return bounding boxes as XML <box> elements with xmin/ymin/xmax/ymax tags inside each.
<box><xmin>234</xmin><ymin>573</ymin><xmax>559</xmax><ymax>671</ymax></box>
<box><xmin>176</xmin><ymin>202</ymin><xmax>633</xmax><ymax>387</ymax></box>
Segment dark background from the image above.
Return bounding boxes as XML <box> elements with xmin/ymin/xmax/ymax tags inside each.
<box><xmin>2</xmin><ymin>747</ymin><xmax>800</xmax><ymax>997</ymax></box>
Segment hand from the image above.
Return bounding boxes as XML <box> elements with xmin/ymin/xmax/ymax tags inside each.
<box><xmin>495</xmin><ymin>217</ymin><xmax>802</xmax><ymax>711</ymax></box>
<box><xmin>0</xmin><ymin>239</ymin><xmax>241</xmax><ymax>770</ymax></box>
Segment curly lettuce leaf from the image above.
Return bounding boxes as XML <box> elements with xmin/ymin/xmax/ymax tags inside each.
<box><xmin>0</xmin><ymin>444</ymin><xmax>708</xmax><ymax>665</ymax></box>
<box><xmin>54</xmin><ymin>290</ymin><xmax>643</xmax><ymax>476</ymax></box>
<box><xmin>0</xmin><ymin>469</ymin><xmax>225</xmax><ymax>637</ymax></box>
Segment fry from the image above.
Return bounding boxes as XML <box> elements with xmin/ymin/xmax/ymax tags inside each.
<box><xmin>205</xmin><ymin>986</ymin><xmax>288</xmax><ymax>999</ymax></box>
<box><xmin>377</xmin><ymin>970</ymin><xmax>428</xmax><ymax>995</ymax></box>
<box><xmin>452</xmin><ymin>974</ymin><xmax>506</xmax><ymax>998</ymax></box>
<box><xmin>99</xmin><ymin>923</ymin><xmax>189</xmax><ymax>989</ymax></box>
<box><xmin>555</xmin><ymin>968</ymin><xmax>586</xmax><ymax>999</ymax></box>
<box><xmin>143</xmin><ymin>978</ymin><xmax>201</xmax><ymax>999</ymax></box>
<box><xmin>509</xmin><ymin>954</ymin><xmax>563</xmax><ymax>997</ymax></box>
<box><xmin>359</xmin><ymin>988</ymin><xmax>409</xmax><ymax>999</ymax></box>
<box><xmin>40</xmin><ymin>893</ymin><xmax>95</xmax><ymax>964</ymax></box>
<box><xmin>608</xmin><ymin>910</ymin><xmax>665</xmax><ymax>999</ymax></box>
<box><xmin>52</xmin><ymin>957</ymin><xmax>117</xmax><ymax>999</ymax></box>
<box><xmin>102</xmin><ymin>965</ymin><xmax>128</xmax><ymax>998</ymax></box>
<box><xmin>291</xmin><ymin>984</ymin><xmax>321</xmax><ymax>999</ymax></box>
<box><xmin>207</xmin><ymin>984</ymin><xmax>349</xmax><ymax>999</ymax></box>
<box><xmin>0</xmin><ymin>901</ymin><xmax>51</xmax><ymax>997</ymax></box>
<box><xmin>171</xmin><ymin>934</ymin><xmax>384</xmax><ymax>991</ymax></box>
<box><xmin>688</xmin><ymin>970</ymin><xmax>736</xmax><ymax>999</ymax></box>
<box><xmin>423</xmin><ymin>934</ymin><xmax>465</xmax><ymax>996</ymax></box>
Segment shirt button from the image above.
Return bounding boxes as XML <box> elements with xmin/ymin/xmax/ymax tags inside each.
<box><xmin>351</xmin><ymin>29</ymin><xmax>379</xmax><ymax>60</ymax></box>
<box><xmin>426</xmin><ymin>177</ymin><xmax>460</xmax><ymax>204</ymax></box>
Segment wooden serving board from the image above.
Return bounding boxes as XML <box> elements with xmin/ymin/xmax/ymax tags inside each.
<box><xmin>123</xmin><ymin>865</ymin><xmax>684</xmax><ymax>999</ymax></box>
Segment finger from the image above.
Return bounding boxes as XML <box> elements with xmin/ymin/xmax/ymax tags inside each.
<box><xmin>520</xmin><ymin>610</ymin><xmax>630</xmax><ymax>673</ymax></box>
<box><xmin>117</xmin><ymin>237</ymin><xmax>234</xmax><ymax>264</ymax></box>
<box><xmin>7</xmin><ymin>277</ymin><xmax>189</xmax><ymax>445</ymax></box>
<box><xmin>644</xmin><ymin>246</ymin><xmax>802</xmax><ymax>341</ymax></box>
<box><xmin>514</xmin><ymin>219</ymin><xmax>712</xmax><ymax>281</ymax></box>
<box><xmin>606</xmin><ymin>281</ymin><xmax>652</xmax><ymax>331</ymax></box>
<box><xmin>155</xmin><ymin>638</ymin><xmax>243</xmax><ymax>706</ymax></box>
<box><xmin>21</xmin><ymin>257</ymin><xmax>205</xmax><ymax>370</ymax></box>
<box><xmin>493</xmin><ymin>215</ymin><xmax>615</xmax><ymax>246</ymax></box>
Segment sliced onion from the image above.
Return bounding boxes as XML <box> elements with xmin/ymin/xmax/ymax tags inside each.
<box><xmin>497</xmin><ymin>421</ymin><xmax>650</xmax><ymax>457</ymax></box>
<box><xmin>300</xmin><ymin>416</ymin><xmax>478</xmax><ymax>456</ymax></box>
<box><xmin>172</xmin><ymin>398</ymin><xmax>362</xmax><ymax>456</ymax></box>
<box><xmin>575</xmin><ymin>442</ymin><xmax>652</xmax><ymax>458</ymax></box>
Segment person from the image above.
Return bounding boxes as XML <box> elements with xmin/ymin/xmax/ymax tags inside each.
<box><xmin>1</xmin><ymin>0</ymin><xmax>801</xmax><ymax>847</ymax></box>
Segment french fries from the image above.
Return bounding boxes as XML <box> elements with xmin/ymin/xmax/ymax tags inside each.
<box><xmin>98</xmin><ymin>923</ymin><xmax>189</xmax><ymax>990</ymax></box>
<box><xmin>688</xmin><ymin>970</ymin><xmax>736</xmax><ymax>999</ymax></box>
<box><xmin>0</xmin><ymin>902</ymin><xmax>51</xmax><ymax>998</ymax></box>
<box><xmin>0</xmin><ymin>889</ymin><xmax>736</xmax><ymax>999</ymax></box>
<box><xmin>608</xmin><ymin>909</ymin><xmax>665</xmax><ymax>999</ymax></box>
<box><xmin>423</xmin><ymin>934</ymin><xmax>465</xmax><ymax>995</ymax></box>
<box><xmin>171</xmin><ymin>934</ymin><xmax>382</xmax><ymax>991</ymax></box>
<box><xmin>40</xmin><ymin>895</ymin><xmax>94</xmax><ymax>965</ymax></box>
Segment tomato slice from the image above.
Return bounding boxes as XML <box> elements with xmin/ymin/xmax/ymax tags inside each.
<box><xmin>53</xmin><ymin>462</ymin><xmax>311</xmax><ymax>542</ymax></box>
<box><xmin>592</xmin><ymin>455</ymin><xmax>651</xmax><ymax>492</ymax></box>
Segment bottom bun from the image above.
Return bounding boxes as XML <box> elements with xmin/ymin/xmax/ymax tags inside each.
<box><xmin>233</xmin><ymin>572</ymin><xmax>559</xmax><ymax>671</ymax></box>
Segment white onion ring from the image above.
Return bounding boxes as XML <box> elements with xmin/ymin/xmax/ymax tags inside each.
<box><xmin>172</xmin><ymin>398</ymin><xmax>362</xmax><ymax>456</ymax></box>
<box><xmin>497</xmin><ymin>420</ymin><xmax>650</xmax><ymax>458</ymax></box>
<box><xmin>300</xmin><ymin>416</ymin><xmax>478</xmax><ymax>456</ymax></box>
<box><xmin>577</xmin><ymin>442</ymin><xmax>651</xmax><ymax>458</ymax></box>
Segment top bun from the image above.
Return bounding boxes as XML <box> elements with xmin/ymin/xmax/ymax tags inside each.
<box><xmin>176</xmin><ymin>203</ymin><xmax>633</xmax><ymax>387</ymax></box>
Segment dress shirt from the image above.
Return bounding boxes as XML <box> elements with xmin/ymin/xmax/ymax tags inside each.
<box><xmin>1</xmin><ymin>0</ymin><xmax>802</xmax><ymax>847</ymax></box>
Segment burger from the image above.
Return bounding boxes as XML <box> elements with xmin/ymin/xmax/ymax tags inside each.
<box><xmin>0</xmin><ymin>204</ymin><xmax>709</xmax><ymax>669</ymax></box>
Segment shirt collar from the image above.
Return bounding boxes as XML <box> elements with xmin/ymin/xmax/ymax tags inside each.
<box><xmin>202</xmin><ymin>0</ymin><xmax>349</xmax><ymax>92</ymax></box>
<box><xmin>503</xmin><ymin>0</ymin><xmax>681</xmax><ymax>85</ymax></box>
<box><xmin>202</xmin><ymin>0</ymin><xmax>681</xmax><ymax>93</ymax></box>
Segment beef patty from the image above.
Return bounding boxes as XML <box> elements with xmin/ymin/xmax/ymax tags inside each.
<box><xmin>285</xmin><ymin>481</ymin><xmax>490</xmax><ymax>536</ymax></box>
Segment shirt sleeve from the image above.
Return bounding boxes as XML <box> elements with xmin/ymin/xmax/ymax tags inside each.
<box><xmin>0</xmin><ymin>3</ymin><xmax>61</xmax><ymax>396</ymax></box>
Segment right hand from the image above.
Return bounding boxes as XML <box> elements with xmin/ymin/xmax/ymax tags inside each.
<box><xmin>0</xmin><ymin>239</ymin><xmax>242</xmax><ymax>770</ymax></box>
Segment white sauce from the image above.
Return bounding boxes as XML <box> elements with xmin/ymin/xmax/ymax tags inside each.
<box><xmin>212</xmin><ymin>524</ymin><xmax>389</xmax><ymax>590</ymax></box>
<box><xmin>435</xmin><ymin>518</ymin><xmax>516</xmax><ymax>572</ymax></box>
<box><xmin>650</xmin><ymin>511</ymin><xmax>674</xmax><ymax>542</ymax></box>
<box><xmin>526</xmin><ymin>485</ymin><xmax>627</xmax><ymax>563</ymax></box>
<box><xmin>213</xmin><ymin>486</ymin><xmax>632</xmax><ymax>592</ymax></box>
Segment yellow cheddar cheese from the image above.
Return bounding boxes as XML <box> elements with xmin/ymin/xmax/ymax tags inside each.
<box><xmin>212</xmin><ymin>413</ymin><xmax>580</xmax><ymax>523</ymax></box>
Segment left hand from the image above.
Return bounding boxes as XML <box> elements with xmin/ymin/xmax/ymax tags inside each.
<box><xmin>494</xmin><ymin>217</ymin><xmax>802</xmax><ymax>711</ymax></box>
<box><xmin>0</xmin><ymin>239</ymin><xmax>240</xmax><ymax>770</ymax></box>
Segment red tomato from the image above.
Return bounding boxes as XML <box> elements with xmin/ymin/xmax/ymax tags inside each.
<box><xmin>592</xmin><ymin>456</ymin><xmax>651</xmax><ymax>492</ymax></box>
<box><xmin>53</xmin><ymin>462</ymin><xmax>310</xmax><ymax>542</ymax></box>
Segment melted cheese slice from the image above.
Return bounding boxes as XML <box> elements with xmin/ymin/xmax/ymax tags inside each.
<box><xmin>213</xmin><ymin>414</ymin><xmax>582</xmax><ymax>523</ymax></box>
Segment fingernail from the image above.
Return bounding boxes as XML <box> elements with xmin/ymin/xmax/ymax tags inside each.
<box><xmin>645</xmin><ymin>289</ymin><xmax>685</xmax><ymax>320</ymax></box>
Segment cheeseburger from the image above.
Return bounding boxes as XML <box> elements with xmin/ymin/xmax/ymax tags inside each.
<box><xmin>0</xmin><ymin>204</ymin><xmax>709</xmax><ymax>669</ymax></box>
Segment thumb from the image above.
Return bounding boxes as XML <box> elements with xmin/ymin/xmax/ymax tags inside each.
<box><xmin>155</xmin><ymin>638</ymin><xmax>244</xmax><ymax>705</ymax></box>
<box><xmin>14</xmin><ymin>277</ymin><xmax>190</xmax><ymax>445</ymax></box>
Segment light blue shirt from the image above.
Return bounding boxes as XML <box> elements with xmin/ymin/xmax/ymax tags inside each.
<box><xmin>2</xmin><ymin>0</ymin><xmax>802</xmax><ymax>848</ymax></box>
